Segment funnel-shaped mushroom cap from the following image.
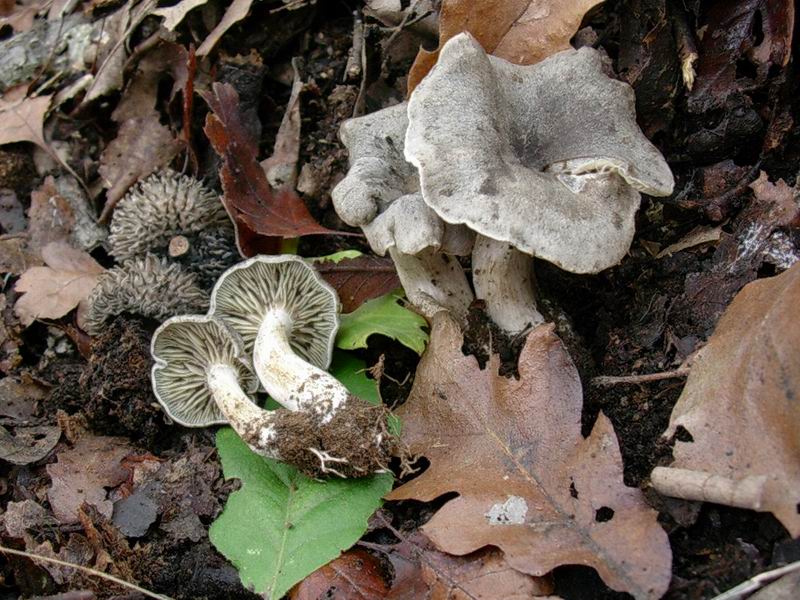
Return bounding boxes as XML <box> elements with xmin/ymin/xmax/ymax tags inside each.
<box><xmin>209</xmin><ymin>255</ymin><xmax>339</xmax><ymax>370</ymax></box>
<box><xmin>333</xmin><ymin>103</ymin><xmax>474</xmax><ymax>257</ymax></box>
<box><xmin>151</xmin><ymin>315</ymin><xmax>258</xmax><ymax>427</ymax></box>
<box><xmin>405</xmin><ymin>33</ymin><xmax>675</xmax><ymax>274</ymax></box>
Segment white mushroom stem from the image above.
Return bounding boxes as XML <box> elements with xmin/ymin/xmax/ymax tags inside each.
<box><xmin>253</xmin><ymin>308</ymin><xmax>349</xmax><ymax>422</ymax></box>
<box><xmin>207</xmin><ymin>363</ymin><xmax>279</xmax><ymax>458</ymax></box>
<box><xmin>389</xmin><ymin>247</ymin><xmax>474</xmax><ymax>321</ymax></box>
<box><xmin>472</xmin><ymin>235</ymin><xmax>544</xmax><ymax>333</ymax></box>
<box><xmin>651</xmin><ymin>467</ymin><xmax>769</xmax><ymax>510</ymax></box>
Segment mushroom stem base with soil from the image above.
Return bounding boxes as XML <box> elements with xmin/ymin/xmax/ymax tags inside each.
<box><xmin>472</xmin><ymin>235</ymin><xmax>544</xmax><ymax>333</ymax></box>
<box><xmin>253</xmin><ymin>308</ymin><xmax>350</xmax><ymax>418</ymax></box>
<box><xmin>389</xmin><ymin>247</ymin><xmax>474</xmax><ymax>321</ymax></box>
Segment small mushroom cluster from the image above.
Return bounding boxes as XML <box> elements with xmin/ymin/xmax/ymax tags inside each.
<box><xmin>333</xmin><ymin>33</ymin><xmax>674</xmax><ymax>332</ymax></box>
<box><xmin>151</xmin><ymin>255</ymin><xmax>395</xmax><ymax>479</ymax></box>
<box><xmin>86</xmin><ymin>170</ymin><xmax>239</xmax><ymax>333</ymax></box>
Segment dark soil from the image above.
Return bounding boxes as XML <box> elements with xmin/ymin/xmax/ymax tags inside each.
<box><xmin>0</xmin><ymin>1</ymin><xmax>797</xmax><ymax>599</ymax></box>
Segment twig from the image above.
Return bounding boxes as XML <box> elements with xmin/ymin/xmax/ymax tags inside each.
<box><xmin>709</xmin><ymin>560</ymin><xmax>800</xmax><ymax>600</ymax></box>
<box><xmin>0</xmin><ymin>545</ymin><xmax>173</xmax><ymax>600</ymax></box>
<box><xmin>651</xmin><ymin>467</ymin><xmax>768</xmax><ymax>511</ymax></box>
<box><xmin>591</xmin><ymin>367</ymin><xmax>690</xmax><ymax>387</ymax></box>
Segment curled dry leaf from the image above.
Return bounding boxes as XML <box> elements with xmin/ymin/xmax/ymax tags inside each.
<box><xmin>408</xmin><ymin>0</ymin><xmax>604</xmax><ymax>92</ymax></box>
<box><xmin>655</xmin><ymin>263</ymin><xmax>800</xmax><ymax>536</ymax></box>
<box><xmin>14</xmin><ymin>241</ymin><xmax>105</xmax><ymax>328</ymax></box>
<box><xmin>203</xmin><ymin>83</ymin><xmax>343</xmax><ymax>256</ymax></box>
<box><xmin>0</xmin><ymin>424</ymin><xmax>61</xmax><ymax>465</ymax></box>
<box><xmin>388</xmin><ymin>315</ymin><xmax>671</xmax><ymax>600</ymax></box>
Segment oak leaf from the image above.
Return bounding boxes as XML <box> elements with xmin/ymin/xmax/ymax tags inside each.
<box><xmin>658</xmin><ymin>263</ymin><xmax>800</xmax><ymax>536</ymax></box>
<box><xmin>14</xmin><ymin>242</ymin><xmax>105</xmax><ymax>328</ymax></box>
<box><xmin>289</xmin><ymin>549</ymin><xmax>389</xmax><ymax>600</ymax></box>
<box><xmin>203</xmin><ymin>83</ymin><xmax>343</xmax><ymax>257</ymax></box>
<box><xmin>388</xmin><ymin>315</ymin><xmax>671</xmax><ymax>600</ymax></box>
<box><xmin>0</xmin><ymin>86</ymin><xmax>52</xmax><ymax>149</ymax></box>
<box><xmin>408</xmin><ymin>0</ymin><xmax>604</xmax><ymax>92</ymax></box>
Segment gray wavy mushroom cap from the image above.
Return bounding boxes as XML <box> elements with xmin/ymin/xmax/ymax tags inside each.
<box><xmin>209</xmin><ymin>255</ymin><xmax>339</xmax><ymax>370</ymax></box>
<box><xmin>332</xmin><ymin>102</ymin><xmax>473</xmax><ymax>257</ymax></box>
<box><xmin>405</xmin><ymin>33</ymin><xmax>675</xmax><ymax>274</ymax></box>
<box><xmin>151</xmin><ymin>315</ymin><xmax>258</xmax><ymax>426</ymax></box>
<box><xmin>108</xmin><ymin>169</ymin><xmax>233</xmax><ymax>262</ymax></box>
<box><xmin>84</xmin><ymin>254</ymin><xmax>208</xmax><ymax>335</ymax></box>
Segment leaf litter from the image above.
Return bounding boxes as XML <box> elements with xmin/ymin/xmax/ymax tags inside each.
<box><xmin>0</xmin><ymin>0</ymin><xmax>798</xmax><ymax>598</ymax></box>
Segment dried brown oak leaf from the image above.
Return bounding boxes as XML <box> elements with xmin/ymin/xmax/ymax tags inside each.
<box><xmin>316</xmin><ymin>255</ymin><xmax>400</xmax><ymax>313</ymax></box>
<box><xmin>658</xmin><ymin>263</ymin><xmax>800</xmax><ymax>537</ymax></box>
<box><xmin>14</xmin><ymin>241</ymin><xmax>105</xmax><ymax>328</ymax></box>
<box><xmin>388</xmin><ymin>315</ymin><xmax>671</xmax><ymax>600</ymax></box>
<box><xmin>204</xmin><ymin>82</ymin><xmax>342</xmax><ymax>257</ymax></box>
<box><xmin>407</xmin><ymin>0</ymin><xmax>604</xmax><ymax>93</ymax></box>
<box><xmin>0</xmin><ymin>86</ymin><xmax>52</xmax><ymax>149</ymax></box>
<box><xmin>46</xmin><ymin>434</ymin><xmax>133</xmax><ymax>524</ymax></box>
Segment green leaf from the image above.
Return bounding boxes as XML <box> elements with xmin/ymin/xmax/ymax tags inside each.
<box><xmin>336</xmin><ymin>291</ymin><xmax>429</xmax><ymax>355</ymax></box>
<box><xmin>210</xmin><ymin>353</ymin><xmax>394</xmax><ymax>599</ymax></box>
<box><xmin>311</xmin><ymin>249</ymin><xmax>363</xmax><ymax>263</ymax></box>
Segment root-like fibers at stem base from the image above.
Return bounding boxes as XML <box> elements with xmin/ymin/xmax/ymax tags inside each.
<box><xmin>270</xmin><ymin>396</ymin><xmax>398</xmax><ymax>479</ymax></box>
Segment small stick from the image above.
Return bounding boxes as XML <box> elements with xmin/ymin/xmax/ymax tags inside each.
<box><xmin>0</xmin><ymin>545</ymin><xmax>172</xmax><ymax>600</ymax></box>
<box><xmin>651</xmin><ymin>467</ymin><xmax>768</xmax><ymax>511</ymax></box>
<box><xmin>591</xmin><ymin>366</ymin><xmax>690</xmax><ymax>387</ymax></box>
<box><xmin>709</xmin><ymin>560</ymin><xmax>800</xmax><ymax>600</ymax></box>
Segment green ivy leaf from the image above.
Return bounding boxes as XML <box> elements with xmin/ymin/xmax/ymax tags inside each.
<box><xmin>209</xmin><ymin>355</ymin><xmax>394</xmax><ymax>599</ymax></box>
<box><xmin>336</xmin><ymin>291</ymin><xmax>429</xmax><ymax>355</ymax></box>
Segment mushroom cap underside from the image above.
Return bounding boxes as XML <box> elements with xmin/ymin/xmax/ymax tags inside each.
<box><xmin>151</xmin><ymin>315</ymin><xmax>258</xmax><ymax>427</ymax></box>
<box><xmin>209</xmin><ymin>255</ymin><xmax>340</xmax><ymax>370</ymax></box>
<box><xmin>405</xmin><ymin>33</ymin><xmax>676</xmax><ymax>274</ymax></box>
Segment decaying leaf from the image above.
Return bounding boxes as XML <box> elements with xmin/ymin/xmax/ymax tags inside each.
<box><xmin>0</xmin><ymin>87</ymin><xmax>52</xmax><ymax>150</ymax></box>
<box><xmin>154</xmin><ymin>0</ymin><xmax>209</xmax><ymax>31</ymax></box>
<box><xmin>98</xmin><ymin>114</ymin><xmax>183</xmax><ymax>221</ymax></box>
<box><xmin>46</xmin><ymin>435</ymin><xmax>133</xmax><ymax>524</ymax></box>
<box><xmin>196</xmin><ymin>0</ymin><xmax>253</xmax><ymax>57</ymax></box>
<box><xmin>388</xmin><ymin>315</ymin><xmax>671</xmax><ymax>600</ymax></box>
<box><xmin>14</xmin><ymin>241</ymin><xmax>105</xmax><ymax>327</ymax></box>
<box><xmin>316</xmin><ymin>255</ymin><xmax>400</xmax><ymax>313</ymax></box>
<box><xmin>0</xmin><ymin>424</ymin><xmax>60</xmax><ymax>465</ymax></box>
<box><xmin>204</xmin><ymin>83</ymin><xmax>341</xmax><ymax>256</ymax></box>
<box><xmin>407</xmin><ymin>0</ymin><xmax>604</xmax><ymax>92</ymax></box>
<box><xmin>387</xmin><ymin>530</ymin><xmax>555</xmax><ymax>600</ymax></box>
<box><xmin>657</xmin><ymin>263</ymin><xmax>800</xmax><ymax>536</ymax></box>
<box><xmin>289</xmin><ymin>549</ymin><xmax>389</xmax><ymax>600</ymax></box>
<box><xmin>27</xmin><ymin>177</ymin><xmax>75</xmax><ymax>256</ymax></box>
<box><xmin>261</xmin><ymin>59</ymin><xmax>303</xmax><ymax>189</ymax></box>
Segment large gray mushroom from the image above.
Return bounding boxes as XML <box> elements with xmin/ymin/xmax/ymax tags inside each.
<box><xmin>332</xmin><ymin>103</ymin><xmax>474</xmax><ymax>321</ymax></box>
<box><xmin>405</xmin><ymin>33</ymin><xmax>675</xmax><ymax>332</ymax></box>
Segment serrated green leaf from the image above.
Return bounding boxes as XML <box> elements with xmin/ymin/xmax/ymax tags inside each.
<box><xmin>336</xmin><ymin>291</ymin><xmax>429</xmax><ymax>355</ymax></box>
<box><xmin>210</xmin><ymin>354</ymin><xmax>394</xmax><ymax>599</ymax></box>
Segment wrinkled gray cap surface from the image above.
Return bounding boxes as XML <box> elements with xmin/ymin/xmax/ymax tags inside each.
<box><xmin>333</xmin><ymin>103</ymin><xmax>473</xmax><ymax>257</ymax></box>
<box><xmin>209</xmin><ymin>255</ymin><xmax>339</xmax><ymax>370</ymax></box>
<box><xmin>405</xmin><ymin>33</ymin><xmax>675</xmax><ymax>274</ymax></box>
<box><xmin>151</xmin><ymin>315</ymin><xmax>258</xmax><ymax>427</ymax></box>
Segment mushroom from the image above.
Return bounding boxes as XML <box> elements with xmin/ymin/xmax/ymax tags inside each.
<box><xmin>332</xmin><ymin>102</ymin><xmax>475</xmax><ymax>321</ymax></box>
<box><xmin>84</xmin><ymin>254</ymin><xmax>208</xmax><ymax>335</ymax></box>
<box><xmin>207</xmin><ymin>255</ymin><xmax>396</xmax><ymax>476</ymax></box>
<box><xmin>108</xmin><ymin>170</ymin><xmax>238</xmax><ymax>287</ymax></box>
<box><xmin>405</xmin><ymin>34</ymin><xmax>675</xmax><ymax>332</ymax></box>
<box><xmin>152</xmin><ymin>312</ymin><xmax>394</xmax><ymax>478</ymax></box>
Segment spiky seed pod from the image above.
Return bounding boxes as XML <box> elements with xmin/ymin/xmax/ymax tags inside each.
<box><xmin>84</xmin><ymin>254</ymin><xmax>208</xmax><ymax>335</ymax></box>
<box><xmin>108</xmin><ymin>170</ymin><xmax>233</xmax><ymax>262</ymax></box>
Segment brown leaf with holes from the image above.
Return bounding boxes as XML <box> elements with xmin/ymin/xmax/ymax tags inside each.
<box><xmin>289</xmin><ymin>549</ymin><xmax>389</xmax><ymax>600</ymax></box>
<box><xmin>316</xmin><ymin>255</ymin><xmax>400</xmax><ymax>313</ymax></box>
<box><xmin>660</xmin><ymin>263</ymin><xmax>800</xmax><ymax>536</ymax></box>
<box><xmin>204</xmin><ymin>83</ymin><xmax>344</xmax><ymax>256</ymax></box>
<box><xmin>407</xmin><ymin>0</ymin><xmax>604</xmax><ymax>93</ymax></box>
<box><xmin>98</xmin><ymin>114</ymin><xmax>183</xmax><ymax>221</ymax></box>
<box><xmin>14</xmin><ymin>242</ymin><xmax>105</xmax><ymax>327</ymax></box>
<box><xmin>46</xmin><ymin>435</ymin><xmax>134</xmax><ymax>524</ymax></box>
<box><xmin>388</xmin><ymin>315</ymin><xmax>671</xmax><ymax>600</ymax></box>
<box><xmin>688</xmin><ymin>0</ymin><xmax>794</xmax><ymax>114</ymax></box>
<box><xmin>387</xmin><ymin>531</ymin><xmax>555</xmax><ymax>600</ymax></box>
